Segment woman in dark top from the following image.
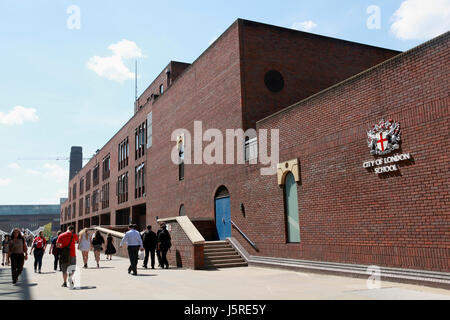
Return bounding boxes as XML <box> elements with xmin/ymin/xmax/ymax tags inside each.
<box><xmin>8</xmin><ymin>229</ymin><xmax>28</xmax><ymax>284</ymax></box>
<box><xmin>105</xmin><ymin>234</ymin><xmax>116</xmax><ymax>260</ymax></box>
<box><xmin>2</xmin><ymin>234</ymin><xmax>10</xmax><ymax>266</ymax></box>
<box><xmin>91</xmin><ymin>231</ymin><xmax>105</xmax><ymax>268</ymax></box>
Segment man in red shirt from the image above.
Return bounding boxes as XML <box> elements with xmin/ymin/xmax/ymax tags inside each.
<box><xmin>56</xmin><ymin>226</ymin><xmax>79</xmax><ymax>288</ymax></box>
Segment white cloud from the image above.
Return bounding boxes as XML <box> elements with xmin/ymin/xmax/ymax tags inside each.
<box><xmin>390</xmin><ymin>0</ymin><xmax>450</xmax><ymax>40</ymax></box>
<box><xmin>26</xmin><ymin>169</ymin><xmax>41</xmax><ymax>175</ymax></box>
<box><xmin>108</xmin><ymin>39</ymin><xmax>144</xmax><ymax>59</ymax></box>
<box><xmin>56</xmin><ymin>189</ymin><xmax>68</xmax><ymax>199</ymax></box>
<box><xmin>0</xmin><ymin>178</ymin><xmax>12</xmax><ymax>187</ymax></box>
<box><xmin>291</xmin><ymin>20</ymin><xmax>318</xmax><ymax>32</ymax></box>
<box><xmin>0</xmin><ymin>106</ymin><xmax>38</xmax><ymax>126</ymax></box>
<box><xmin>43</xmin><ymin>163</ymin><xmax>68</xmax><ymax>183</ymax></box>
<box><xmin>8</xmin><ymin>163</ymin><xmax>20</xmax><ymax>169</ymax></box>
<box><xmin>87</xmin><ymin>39</ymin><xmax>144</xmax><ymax>82</ymax></box>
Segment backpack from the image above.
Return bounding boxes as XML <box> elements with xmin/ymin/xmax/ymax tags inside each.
<box><xmin>60</xmin><ymin>233</ymin><xmax>74</xmax><ymax>265</ymax></box>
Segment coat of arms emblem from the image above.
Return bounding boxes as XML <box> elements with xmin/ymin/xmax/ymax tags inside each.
<box><xmin>367</xmin><ymin>119</ymin><xmax>401</xmax><ymax>155</ymax></box>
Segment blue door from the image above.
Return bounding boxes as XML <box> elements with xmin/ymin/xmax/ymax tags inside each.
<box><xmin>215</xmin><ymin>196</ymin><xmax>231</xmax><ymax>240</ymax></box>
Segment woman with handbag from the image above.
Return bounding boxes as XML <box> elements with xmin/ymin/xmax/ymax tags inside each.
<box><xmin>91</xmin><ymin>230</ymin><xmax>105</xmax><ymax>268</ymax></box>
<box><xmin>8</xmin><ymin>228</ymin><xmax>28</xmax><ymax>284</ymax></box>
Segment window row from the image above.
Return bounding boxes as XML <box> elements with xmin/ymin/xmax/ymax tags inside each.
<box><xmin>135</xmin><ymin>163</ymin><xmax>145</xmax><ymax>199</ymax></box>
<box><xmin>117</xmin><ymin>172</ymin><xmax>129</xmax><ymax>204</ymax></box>
<box><xmin>118</xmin><ymin>138</ymin><xmax>129</xmax><ymax>171</ymax></box>
<box><xmin>102</xmin><ymin>155</ymin><xmax>110</xmax><ymax>180</ymax></box>
<box><xmin>135</xmin><ymin>121</ymin><xmax>146</xmax><ymax>160</ymax></box>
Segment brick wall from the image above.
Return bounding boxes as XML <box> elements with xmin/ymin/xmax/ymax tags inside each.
<box><xmin>164</xmin><ymin>221</ymin><xmax>204</xmax><ymax>269</ymax></box>
<box><xmin>238</xmin><ymin>32</ymin><xmax>450</xmax><ymax>272</ymax></box>
<box><xmin>239</xmin><ymin>19</ymin><xmax>399</xmax><ymax>130</ymax></box>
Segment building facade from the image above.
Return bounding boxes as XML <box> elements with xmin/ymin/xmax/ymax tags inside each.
<box><xmin>0</xmin><ymin>205</ymin><xmax>60</xmax><ymax>233</ymax></box>
<box><xmin>61</xmin><ymin>19</ymin><xmax>449</xmax><ymax>272</ymax></box>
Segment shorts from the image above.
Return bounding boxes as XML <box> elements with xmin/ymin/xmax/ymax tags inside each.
<box><xmin>61</xmin><ymin>256</ymin><xmax>76</xmax><ymax>273</ymax></box>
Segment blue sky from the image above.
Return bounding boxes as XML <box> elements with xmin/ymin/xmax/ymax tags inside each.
<box><xmin>0</xmin><ymin>0</ymin><xmax>449</xmax><ymax>204</ymax></box>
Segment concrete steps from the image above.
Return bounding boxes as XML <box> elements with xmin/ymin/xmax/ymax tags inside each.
<box><xmin>202</xmin><ymin>241</ymin><xmax>248</xmax><ymax>269</ymax></box>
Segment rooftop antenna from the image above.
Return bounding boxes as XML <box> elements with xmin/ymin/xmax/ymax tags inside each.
<box><xmin>135</xmin><ymin>59</ymin><xmax>138</xmax><ymax>104</ymax></box>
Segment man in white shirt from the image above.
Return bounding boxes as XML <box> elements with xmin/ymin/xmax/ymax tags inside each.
<box><xmin>120</xmin><ymin>224</ymin><xmax>144</xmax><ymax>275</ymax></box>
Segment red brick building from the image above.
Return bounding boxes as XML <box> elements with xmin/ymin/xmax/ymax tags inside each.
<box><xmin>61</xmin><ymin>19</ymin><xmax>449</xmax><ymax>274</ymax></box>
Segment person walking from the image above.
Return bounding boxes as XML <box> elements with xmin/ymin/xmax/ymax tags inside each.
<box><xmin>91</xmin><ymin>230</ymin><xmax>105</xmax><ymax>268</ymax></box>
<box><xmin>157</xmin><ymin>223</ymin><xmax>172</xmax><ymax>269</ymax></box>
<box><xmin>8</xmin><ymin>228</ymin><xmax>28</xmax><ymax>284</ymax></box>
<box><xmin>105</xmin><ymin>233</ymin><xmax>116</xmax><ymax>260</ymax></box>
<box><xmin>119</xmin><ymin>224</ymin><xmax>144</xmax><ymax>275</ymax></box>
<box><xmin>56</xmin><ymin>226</ymin><xmax>79</xmax><ymax>288</ymax></box>
<box><xmin>156</xmin><ymin>227</ymin><xmax>163</xmax><ymax>268</ymax></box>
<box><xmin>141</xmin><ymin>225</ymin><xmax>157</xmax><ymax>269</ymax></box>
<box><xmin>2</xmin><ymin>234</ymin><xmax>10</xmax><ymax>266</ymax></box>
<box><xmin>30</xmin><ymin>231</ymin><xmax>47</xmax><ymax>273</ymax></box>
<box><xmin>78</xmin><ymin>229</ymin><xmax>91</xmax><ymax>268</ymax></box>
<box><xmin>49</xmin><ymin>231</ymin><xmax>62</xmax><ymax>271</ymax></box>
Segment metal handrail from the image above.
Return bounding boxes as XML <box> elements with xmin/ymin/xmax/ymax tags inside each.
<box><xmin>230</xmin><ymin>219</ymin><xmax>258</xmax><ymax>251</ymax></box>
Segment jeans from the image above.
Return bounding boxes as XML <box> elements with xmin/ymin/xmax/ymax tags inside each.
<box><xmin>33</xmin><ymin>248</ymin><xmax>44</xmax><ymax>271</ymax></box>
<box><xmin>160</xmin><ymin>247</ymin><xmax>169</xmax><ymax>268</ymax></box>
<box><xmin>156</xmin><ymin>249</ymin><xmax>162</xmax><ymax>267</ymax></box>
<box><xmin>53</xmin><ymin>253</ymin><xmax>60</xmax><ymax>271</ymax></box>
<box><xmin>143</xmin><ymin>247</ymin><xmax>155</xmax><ymax>268</ymax></box>
<box><xmin>10</xmin><ymin>253</ymin><xmax>24</xmax><ymax>282</ymax></box>
<box><xmin>127</xmin><ymin>246</ymin><xmax>140</xmax><ymax>274</ymax></box>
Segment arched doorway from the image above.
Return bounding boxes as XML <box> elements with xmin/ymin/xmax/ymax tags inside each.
<box><xmin>214</xmin><ymin>186</ymin><xmax>231</xmax><ymax>240</ymax></box>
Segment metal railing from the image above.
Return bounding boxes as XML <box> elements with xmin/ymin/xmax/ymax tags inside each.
<box><xmin>230</xmin><ymin>219</ymin><xmax>258</xmax><ymax>251</ymax></box>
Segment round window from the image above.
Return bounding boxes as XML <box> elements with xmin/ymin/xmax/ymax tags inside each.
<box><xmin>264</xmin><ymin>70</ymin><xmax>284</xmax><ymax>92</ymax></box>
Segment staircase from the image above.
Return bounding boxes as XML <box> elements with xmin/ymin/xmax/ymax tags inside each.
<box><xmin>202</xmin><ymin>240</ymin><xmax>248</xmax><ymax>269</ymax></box>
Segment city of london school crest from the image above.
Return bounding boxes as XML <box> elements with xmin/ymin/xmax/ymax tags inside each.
<box><xmin>367</xmin><ymin>119</ymin><xmax>401</xmax><ymax>156</ymax></box>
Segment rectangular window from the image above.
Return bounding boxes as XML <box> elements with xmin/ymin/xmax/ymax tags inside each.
<box><xmin>102</xmin><ymin>183</ymin><xmax>110</xmax><ymax>209</ymax></box>
<box><xmin>135</xmin><ymin>121</ymin><xmax>147</xmax><ymax>160</ymax></box>
<box><xmin>135</xmin><ymin>163</ymin><xmax>145</xmax><ymax>199</ymax></box>
<box><xmin>85</xmin><ymin>195</ymin><xmax>90</xmax><ymax>215</ymax></box>
<box><xmin>93</xmin><ymin>190</ymin><xmax>99</xmax><ymax>212</ymax></box>
<box><xmin>117</xmin><ymin>172</ymin><xmax>128</xmax><ymax>204</ymax></box>
<box><xmin>118</xmin><ymin>138</ymin><xmax>129</xmax><ymax>171</ymax></box>
<box><xmin>93</xmin><ymin>164</ymin><xmax>99</xmax><ymax>187</ymax></box>
<box><xmin>80</xmin><ymin>177</ymin><xmax>84</xmax><ymax>195</ymax></box>
<box><xmin>102</xmin><ymin>154</ymin><xmax>110</xmax><ymax>180</ymax></box>
<box><xmin>79</xmin><ymin>198</ymin><xmax>83</xmax><ymax>217</ymax></box>
<box><xmin>245</xmin><ymin>138</ymin><xmax>258</xmax><ymax>162</ymax></box>
<box><xmin>179</xmin><ymin>162</ymin><xmax>184</xmax><ymax>181</ymax></box>
<box><xmin>72</xmin><ymin>183</ymin><xmax>77</xmax><ymax>200</ymax></box>
<box><xmin>147</xmin><ymin>112</ymin><xmax>152</xmax><ymax>149</ymax></box>
<box><xmin>86</xmin><ymin>170</ymin><xmax>91</xmax><ymax>191</ymax></box>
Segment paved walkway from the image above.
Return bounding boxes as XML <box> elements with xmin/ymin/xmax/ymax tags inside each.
<box><xmin>0</xmin><ymin>250</ymin><xmax>449</xmax><ymax>300</ymax></box>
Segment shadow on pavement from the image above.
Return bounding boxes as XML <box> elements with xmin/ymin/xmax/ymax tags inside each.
<box><xmin>0</xmin><ymin>268</ymin><xmax>35</xmax><ymax>300</ymax></box>
<box><xmin>71</xmin><ymin>286</ymin><xmax>97</xmax><ymax>290</ymax></box>
<box><xmin>37</xmin><ymin>271</ymin><xmax>57</xmax><ymax>274</ymax></box>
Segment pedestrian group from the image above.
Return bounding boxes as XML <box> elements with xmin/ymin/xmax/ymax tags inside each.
<box><xmin>0</xmin><ymin>223</ymin><xmax>171</xmax><ymax>287</ymax></box>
